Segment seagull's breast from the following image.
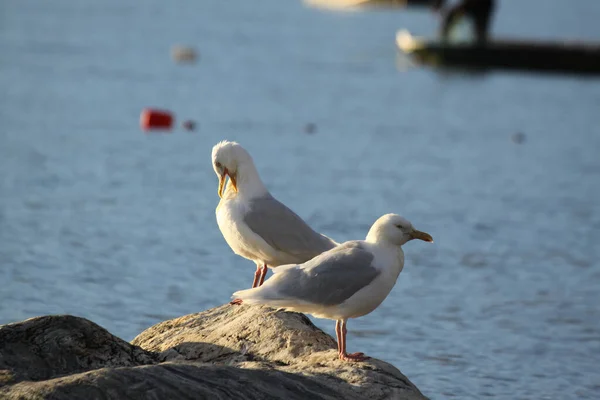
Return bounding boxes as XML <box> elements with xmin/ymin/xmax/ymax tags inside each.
<box><xmin>216</xmin><ymin>196</ymin><xmax>268</xmax><ymax>263</ymax></box>
<box><xmin>331</xmin><ymin>245</ymin><xmax>405</xmax><ymax>320</ymax></box>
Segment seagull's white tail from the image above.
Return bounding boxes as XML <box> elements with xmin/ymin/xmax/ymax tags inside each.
<box><xmin>233</xmin><ymin>265</ymin><xmax>317</xmax><ymax>312</ymax></box>
<box><xmin>231</xmin><ymin>287</ymin><xmax>273</xmax><ymax>305</ymax></box>
<box><xmin>232</xmin><ymin>287</ymin><xmax>317</xmax><ymax>314</ymax></box>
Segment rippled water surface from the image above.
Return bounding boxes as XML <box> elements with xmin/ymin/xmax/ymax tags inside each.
<box><xmin>1</xmin><ymin>1</ymin><xmax>600</xmax><ymax>398</ymax></box>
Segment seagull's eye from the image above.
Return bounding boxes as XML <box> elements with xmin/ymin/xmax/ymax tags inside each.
<box><xmin>215</xmin><ymin>161</ymin><xmax>222</xmax><ymax>169</ymax></box>
<box><xmin>395</xmin><ymin>224</ymin><xmax>404</xmax><ymax>230</ymax></box>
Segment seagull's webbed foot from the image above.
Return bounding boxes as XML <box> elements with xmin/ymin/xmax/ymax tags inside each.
<box><xmin>230</xmin><ymin>298</ymin><xmax>244</xmax><ymax>306</ymax></box>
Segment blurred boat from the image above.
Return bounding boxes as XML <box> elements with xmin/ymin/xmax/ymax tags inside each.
<box><xmin>396</xmin><ymin>30</ymin><xmax>600</xmax><ymax>75</ymax></box>
<box><xmin>304</xmin><ymin>0</ymin><xmax>431</xmax><ymax>11</ymax></box>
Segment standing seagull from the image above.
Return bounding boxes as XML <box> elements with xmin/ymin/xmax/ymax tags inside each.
<box><xmin>212</xmin><ymin>140</ymin><xmax>337</xmax><ymax>291</ymax></box>
<box><xmin>232</xmin><ymin>214</ymin><xmax>433</xmax><ymax>361</ymax></box>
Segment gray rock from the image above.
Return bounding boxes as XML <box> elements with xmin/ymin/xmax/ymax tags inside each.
<box><xmin>0</xmin><ymin>305</ymin><xmax>427</xmax><ymax>400</ymax></box>
<box><xmin>0</xmin><ymin>315</ymin><xmax>155</xmax><ymax>387</ymax></box>
<box><xmin>3</xmin><ymin>363</ymin><xmax>347</xmax><ymax>400</ymax></box>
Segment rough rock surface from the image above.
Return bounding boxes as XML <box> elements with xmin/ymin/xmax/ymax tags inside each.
<box><xmin>0</xmin><ymin>315</ymin><xmax>155</xmax><ymax>386</ymax></box>
<box><xmin>0</xmin><ymin>304</ymin><xmax>427</xmax><ymax>400</ymax></box>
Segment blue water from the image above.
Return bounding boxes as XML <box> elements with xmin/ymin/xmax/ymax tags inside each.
<box><xmin>1</xmin><ymin>1</ymin><xmax>599</xmax><ymax>398</ymax></box>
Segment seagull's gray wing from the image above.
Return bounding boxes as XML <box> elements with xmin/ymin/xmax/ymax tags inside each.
<box><xmin>272</xmin><ymin>241</ymin><xmax>379</xmax><ymax>306</ymax></box>
<box><xmin>243</xmin><ymin>194</ymin><xmax>336</xmax><ymax>263</ymax></box>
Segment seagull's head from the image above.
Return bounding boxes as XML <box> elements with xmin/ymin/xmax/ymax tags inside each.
<box><xmin>211</xmin><ymin>140</ymin><xmax>254</xmax><ymax>198</ymax></box>
<box><xmin>366</xmin><ymin>214</ymin><xmax>433</xmax><ymax>246</ymax></box>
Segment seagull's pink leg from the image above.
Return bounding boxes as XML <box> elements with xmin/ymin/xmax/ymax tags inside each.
<box><xmin>335</xmin><ymin>320</ymin><xmax>342</xmax><ymax>354</ymax></box>
<box><xmin>258</xmin><ymin>264</ymin><xmax>268</xmax><ymax>286</ymax></box>
<box><xmin>338</xmin><ymin>319</ymin><xmax>369</xmax><ymax>362</ymax></box>
<box><xmin>229</xmin><ymin>298</ymin><xmax>243</xmax><ymax>305</ymax></box>
<box><xmin>251</xmin><ymin>264</ymin><xmax>262</xmax><ymax>288</ymax></box>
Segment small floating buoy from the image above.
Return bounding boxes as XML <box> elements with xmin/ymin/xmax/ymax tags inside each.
<box><xmin>171</xmin><ymin>46</ymin><xmax>198</xmax><ymax>63</ymax></box>
<box><xmin>304</xmin><ymin>123</ymin><xmax>317</xmax><ymax>134</ymax></box>
<box><xmin>140</xmin><ymin>109</ymin><xmax>174</xmax><ymax>131</ymax></box>
<box><xmin>182</xmin><ymin>120</ymin><xmax>196</xmax><ymax>131</ymax></box>
<box><xmin>511</xmin><ymin>132</ymin><xmax>526</xmax><ymax>144</ymax></box>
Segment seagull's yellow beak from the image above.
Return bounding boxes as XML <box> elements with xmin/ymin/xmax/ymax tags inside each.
<box><xmin>411</xmin><ymin>229</ymin><xmax>433</xmax><ymax>243</ymax></box>
<box><xmin>218</xmin><ymin>168</ymin><xmax>237</xmax><ymax>198</ymax></box>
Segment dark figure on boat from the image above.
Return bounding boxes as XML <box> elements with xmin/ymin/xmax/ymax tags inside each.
<box><xmin>433</xmin><ymin>0</ymin><xmax>496</xmax><ymax>44</ymax></box>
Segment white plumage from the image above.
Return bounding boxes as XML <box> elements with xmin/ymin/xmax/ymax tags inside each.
<box><xmin>212</xmin><ymin>141</ymin><xmax>337</xmax><ymax>289</ymax></box>
<box><xmin>233</xmin><ymin>213</ymin><xmax>433</xmax><ymax>361</ymax></box>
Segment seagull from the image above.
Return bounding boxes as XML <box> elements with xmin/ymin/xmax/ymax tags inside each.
<box><xmin>212</xmin><ymin>140</ymin><xmax>337</xmax><ymax>292</ymax></box>
<box><xmin>232</xmin><ymin>213</ymin><xmax>433</xmax><ymax>361</ymax></box>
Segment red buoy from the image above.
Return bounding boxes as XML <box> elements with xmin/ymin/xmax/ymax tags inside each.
<box><xmin>140</xmin><ymin>109</ymin><xmax>174</xmax><ymax>131</ymax></box>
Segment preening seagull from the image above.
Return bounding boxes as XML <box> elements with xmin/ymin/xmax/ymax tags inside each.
<box><xmin>212</xmin><ymin>140</ymin><xmax>337</xmax><ymax>291</ymax></box>
<box><xmin>232</xmin><ymin>213</ymin><xmax>433</xmax><ymax>361</ymax></box>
